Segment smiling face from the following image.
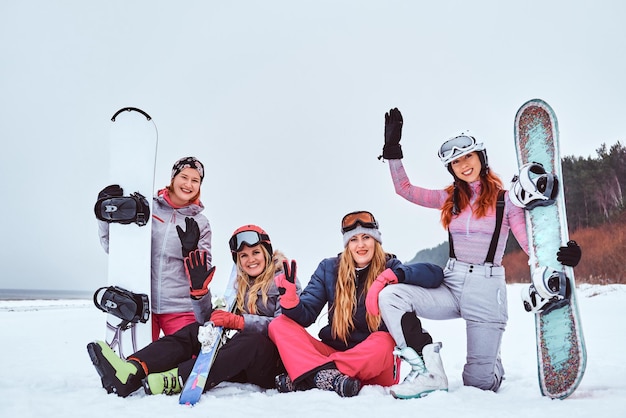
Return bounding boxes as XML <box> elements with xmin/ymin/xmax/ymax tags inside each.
<box><xmin>347</xmin><ymin>233</ymin><xmax>376</xmax><ymax>268</ymax></box>
<box><xmin>236</xmin><ymin>244</ymin><xmax>267</xmax><ymax>278</ymax></box>
<box><xmin>450</xmin><ymin>151</ymin><xmax>481</xmax><ymax>183</ymax></box>
<box><xmin>168</xmin><ymin>167</ymin><xmax>202</xmax><ymax>206</ymax></box>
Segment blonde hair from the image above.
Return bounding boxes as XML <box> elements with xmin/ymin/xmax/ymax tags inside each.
<box><xmin>234</xmin><ymin>245</ymin><xmax>276</xmax><ymax>314</ymax></box>
<box><xmin>332</xmin><ymin>241</ymin><xmax>387</xmax><ymax>344</ymax></box>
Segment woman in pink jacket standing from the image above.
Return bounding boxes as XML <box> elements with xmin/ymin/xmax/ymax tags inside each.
<box><xmin>371</xmin><ymin>108</ymin><xmax>581</xmax><ymax>399</ymax></box>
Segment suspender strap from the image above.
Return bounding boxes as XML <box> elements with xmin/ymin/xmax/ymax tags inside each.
<box><xmin>448</xmin><ymin>229</ymin><xmax>455</xmax><ymax>259</ymax></box>
<box><xmin>448</xmin><ymin>190</ymin><xmax>506</xmax><ymax>263</ymax></box>
<box><xmin>484</xmin><ymin>190</ymin><xmax>506</xmax><ymax>264</ymax></box>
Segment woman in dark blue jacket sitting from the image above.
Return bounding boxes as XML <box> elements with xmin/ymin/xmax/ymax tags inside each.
<box><xmin>269</xmin><ymin>211</ymin><xmax>443</xmax><ymax>397</ymax></box>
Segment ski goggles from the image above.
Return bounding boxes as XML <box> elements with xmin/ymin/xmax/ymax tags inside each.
<box><xmin>437</xmin><ymin>135</ymin><xmax>483</xmax><ymax>166</ymax></box>
<box><xmin>341</xmin><ymin>211</ymin><xmax>379</xmax><ymax>233</ymax></box>
<box><xmin>229</xmin><ymin>230</ymin><xmax>271</xmax><ymax>253</ymax></box>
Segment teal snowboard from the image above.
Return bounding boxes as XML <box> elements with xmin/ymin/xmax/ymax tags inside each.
<box><xmin>514</xmin><ymin>98</ymin><xmax>586</xmax><ymax>399</ymax></box>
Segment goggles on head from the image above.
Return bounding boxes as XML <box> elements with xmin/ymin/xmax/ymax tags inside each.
<box><xmin>228</xmin><ymin>230</ymin><xmax>270</xmax><ymax>253</ymax></box>
<box><xmin>341</xmin><ymin>211</ymin><xmax>378</xmax><ymax>234</ymax></box>
<box><xmin>438</xmin><ymin>135</ymin><xmax>484</xmax><ymax>166</ymax></box>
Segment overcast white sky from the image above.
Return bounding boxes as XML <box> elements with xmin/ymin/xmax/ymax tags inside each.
<box><xmin>1</xmin><ymin>0</ymin><xmax>625</xmax><ymax>292</ymax></box>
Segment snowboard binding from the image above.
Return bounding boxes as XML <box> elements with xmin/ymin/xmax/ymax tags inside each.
<box><xmin>521</xmin><ymin>266</ymin><xmax>571</xmax><ymax>314</ymax></box>
<box><xmin>94</xmin><ymin>192</ymin><xmax>150</xmax><ymax>226</ymax></box>
<box><xmin>94</xmin><ymin>285</ymin><xmax>150</xmax><ymax>329</ymax></box>
<box><xmin>510</xmin><ymin>162</ymin><xmax>559</xmax><ymax>209</ymax></box>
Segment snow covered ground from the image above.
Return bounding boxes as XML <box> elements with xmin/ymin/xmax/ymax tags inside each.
<box><xmin>1</xmin><ymin>284</ymin><xmax>624</xmax><ymax>418</ymax></box>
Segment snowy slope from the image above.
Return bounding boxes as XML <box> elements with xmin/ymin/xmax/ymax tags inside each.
<box><xmin>1</xmin><ymin>284</ymin><xmax>624</xmax><ymax>418</ymax></box>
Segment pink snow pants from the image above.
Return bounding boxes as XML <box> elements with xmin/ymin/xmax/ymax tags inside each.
<box><xmin>268</xmin><ymin>315</ymin><xmax>400</xmax><ymax>386</ymax></box>
<box><xmin>151</xmin><ymin>312</ymin><xmax>197</xmax><ymax>341</ymax></box>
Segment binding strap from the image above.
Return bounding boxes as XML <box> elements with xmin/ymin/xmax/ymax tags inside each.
<box><xmin>94</xmin><ymin>192</ymin><xmax>150</xmax><ymax>226</ymax></box>
<box><xmin>93</xmin><ymin>286</ymin><xmax>150</xmax><ymax>329</ymax></box>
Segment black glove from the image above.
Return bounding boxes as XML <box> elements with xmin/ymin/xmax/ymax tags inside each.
<box><xmin>557</xmin><ymin>240</ymin><xmax>582</xmax><ymax>267</ymax></box>
<box><xmin>97</xmin><ymin>184</ymin><xmax>123</xmax><ymax>200</ymax></box>
<box><xmin>184</xmin><ymin>250</ymin><xmax>215</xmax><ymax>299</ymax></box>
<box><xmin>380</xmin><ymin>108</ymin><xmax>403</xmax><ymax>160</ymax></box>
<box><xmin>176</xmin><ymin>217</ymin><xmax>200</xmax><ymax>257</ymax></box>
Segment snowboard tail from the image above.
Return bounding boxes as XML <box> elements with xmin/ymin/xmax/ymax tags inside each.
<box><xmin>538</xmin><ymin>304</ymin><xmax>584</xmax><ymax>397</ymax></box>
<box><xmin>514</xmin><ymin>99</ymin><xmax>586</xmax><ymax>399</ymax></box>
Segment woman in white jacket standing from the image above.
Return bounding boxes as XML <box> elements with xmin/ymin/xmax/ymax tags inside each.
<box><xmin>97</xmin><ymin>156</ymin><xmax>212</xmax><ymax>340</ymax></box>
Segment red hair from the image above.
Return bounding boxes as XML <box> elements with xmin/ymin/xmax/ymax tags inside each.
<box><xmin>441</xmin><ymin>170</ymin><xmax>503</xmax><ymax>229</ymax></box>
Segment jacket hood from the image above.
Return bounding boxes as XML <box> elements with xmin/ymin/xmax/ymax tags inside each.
<box><xmin>272</xmin><ymin>250</ymin><xmax>288</xmax><ymax>273</ymax></box>
<box><xmin>155</xmin><ymin>188</ymin><xmax>204</xmax><ymax>216</ymax></box>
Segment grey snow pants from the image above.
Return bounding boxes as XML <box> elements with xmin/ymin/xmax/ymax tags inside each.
<box><xmin>379</xmin><ymin>258</ymin><xmax>508</xmax><ymax>391</ymax></box>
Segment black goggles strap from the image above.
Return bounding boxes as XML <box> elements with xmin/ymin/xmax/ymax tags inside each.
<box><xmin>229</xmin><ymin>231</ymin><xmax>270</xmax><ymax>252</ymax></box>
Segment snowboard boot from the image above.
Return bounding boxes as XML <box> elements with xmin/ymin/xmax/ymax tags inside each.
<box><xmin>313</xmin><ymin>368</ymin><xmax>362</xmax><ymax>397</ymax></box>
<box><xmin>390</xmin><ymin>342</ymin><xmax>448</xmax><ymax>399</ymax></box>
<box><xmin>275</xmin><ymin>373</ymin><xmax>296</xmax><ymax>393</ymax></box>
<box><xmin>86</xmin><ymin>340</ymin><xmax>145</xmax><ymax>397</ymax></box>
<box><xmin>142</xmin><ymin>368</ymin><xmax>182</xmax><ymax>395</ymax></box>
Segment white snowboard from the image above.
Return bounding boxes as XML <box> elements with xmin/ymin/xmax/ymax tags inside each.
<box><xmin>105</xmin><ymin>107</ymin><xmax>158</xmax><ymax>358</ymax></box>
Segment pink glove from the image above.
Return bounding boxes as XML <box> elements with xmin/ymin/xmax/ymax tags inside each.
<box><xmin>210</xmin><ymin>310</ymin><xmax>244</xmax><ymax>330</ymax></box>
<box><xmin>365</xmin><ymin>268</ymin><xmax>398</xmax><ymax>316</ymax></box>
<box><xmin>275</xmin><ymin>260</ymin><xmax>299</xmax><ymax>309</ymax></box>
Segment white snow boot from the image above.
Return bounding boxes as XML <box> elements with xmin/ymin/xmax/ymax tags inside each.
<box><xmin>390</xmin><ymin>342</ymin><xmax>448</xmax><ymax>399</ymax></box>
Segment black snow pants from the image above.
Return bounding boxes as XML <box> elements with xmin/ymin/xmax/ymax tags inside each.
<box><xmin>132</xmin><ymin>322</ymin><xmax>284</xmax><ymax>391</ymax></box>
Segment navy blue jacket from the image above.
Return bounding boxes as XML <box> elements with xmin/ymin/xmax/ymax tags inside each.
<box><xmin>282</xmin><ymin>255</ymin><xmax>443</xmax><ymax>351</ymax></box>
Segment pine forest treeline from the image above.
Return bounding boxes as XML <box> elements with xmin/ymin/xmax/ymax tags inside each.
<box><xmin>408</xmin><ymin>141</ymin><xmax>626</xmax><ymax>284</ymax></box>
<box><xmin>562</xmin><ymin>141</ymin><xmax>626</xmax><ymax>230</ymax></box>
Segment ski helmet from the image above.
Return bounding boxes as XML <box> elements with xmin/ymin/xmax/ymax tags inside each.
<box><xmin>228</xmin><ymin>225</ymin><xmax>273</xmax><ymax>262</ymax></box>
<box><xmin>509</xmin><ymin>162</ymin><xmax>558</xmax><ymax>209</ymax></box>
<box><xmin>438</xmin><ymin>134</ymin><xmax>489</xmax><ymax>177</ymax></box>
<box><xmin>438</xmin><ymin>134</ymin><xmax>488</xmax><ymax>167</ymax></box>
